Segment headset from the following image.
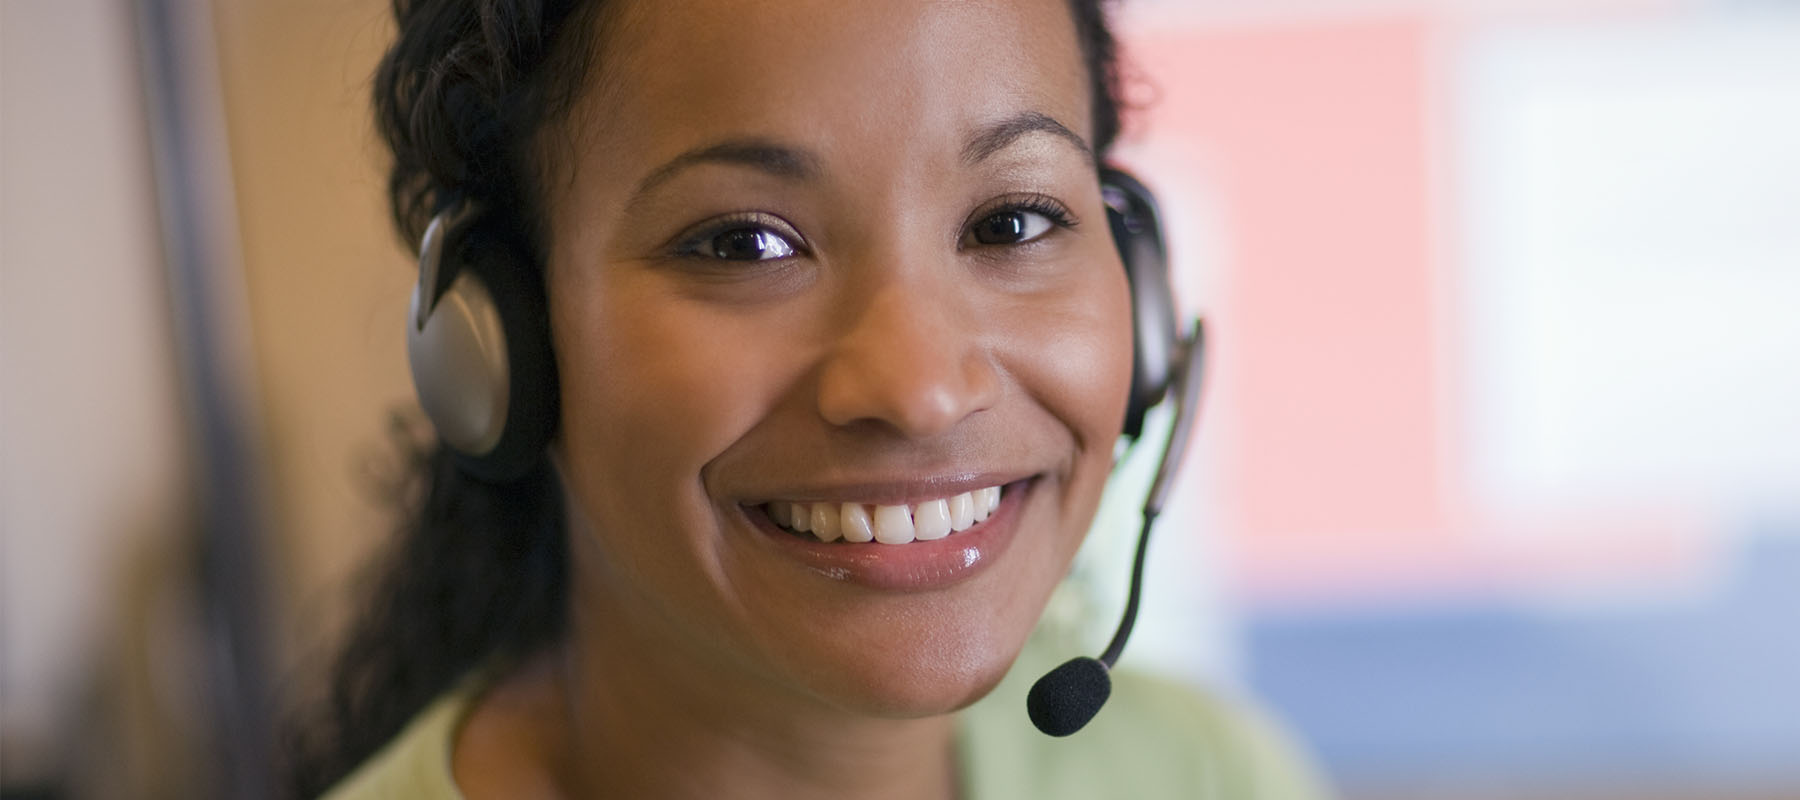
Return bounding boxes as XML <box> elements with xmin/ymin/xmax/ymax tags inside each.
<box><xmin>407</xmin><ymin>166</ymin><xmax>1205</xmax><ymax>736</ymax></box>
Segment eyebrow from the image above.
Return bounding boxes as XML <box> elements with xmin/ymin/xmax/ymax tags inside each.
<box><xmin>628</xmin><ymin>110</ymin><xmax>1093</xmax><ymax>204</ymax></box>
<box><xmin>962</xmin><ymin>111</ymin><xmax>1094</xmax><ymax>167</ymax></box>
<box><xmin>630</xmin><ymin>139</ymin><xmax>820</xmax><ymax>206</ymax></box>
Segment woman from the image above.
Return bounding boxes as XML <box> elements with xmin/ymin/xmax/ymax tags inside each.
<box><xmin>289</xmin><ymin>0</ymin><xmax>1328</xmax><ymax>797</ymax></box>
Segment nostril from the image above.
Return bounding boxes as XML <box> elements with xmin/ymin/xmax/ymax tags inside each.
<box><xmin>814</xmin><ymin>282</ymin><xmax>1001</xmax><ymax>436</ymax></box>
<box><xmin>816</xmin><ymin>352</ymin><xmax>999</xmax><ymax>437</ymax></box>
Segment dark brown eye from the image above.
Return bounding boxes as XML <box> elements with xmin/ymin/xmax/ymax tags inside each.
<box><xmin>969</xmin><ymin>209</ymin><xmax>1055</xmax><ymax>246</ymax></box>
<box><xmin>703</xmin><ymin>227</ymin><xmax>796</xmax><ymax>261</ymax></box>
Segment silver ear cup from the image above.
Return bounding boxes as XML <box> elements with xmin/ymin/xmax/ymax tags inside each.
<box><xmin>408</xmin><ymin>271</ymin><xmax>512</xmax><ymax>456</ymax></box>
<box><xmin>407</xmin><ymin>205</ymin><xmax>559</xmax><ymax>482</ymax></box>
<box><xmin>1123</xmin><ymin>211</ymin><xmax>1176</xmax><ymax>416</ymax></box>
<box><xmin>1103</xmin><ymin>167</ymin><xmax>1182</xmax><ymax>440</ymax></box>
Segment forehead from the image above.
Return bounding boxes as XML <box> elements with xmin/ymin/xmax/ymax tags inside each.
<box><xmin>567</xmin><ymin>0</ymin><xmax>1091</xmax><ymax>183</ymax></box>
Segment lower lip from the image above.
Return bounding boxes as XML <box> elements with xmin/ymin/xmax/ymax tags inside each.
<box><xmin>746</xmin><ymin>480</ymin><xmax>1032</xmax><ymax>591</ymax></box>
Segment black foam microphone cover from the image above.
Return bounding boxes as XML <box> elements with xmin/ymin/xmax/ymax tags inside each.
<box><xmin>1026</xmin><ymin>656</ymin><xmax>1113</xmax><ymax>736</ymax></box>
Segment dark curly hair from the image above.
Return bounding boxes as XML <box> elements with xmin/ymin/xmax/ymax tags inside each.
<box><xmin>284</xmin><ymin>1</ymin><xmax>1130</xmax><ymax>796</ymax></box>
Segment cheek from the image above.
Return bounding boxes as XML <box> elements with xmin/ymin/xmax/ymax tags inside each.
<box><xmin>1020</xmin><ymin>259</ymin><xmax>1136</xmax><ymax>594</ymax></box>
<box><xmin>548</xmin><ymin>274</ymin><xmax>777</xmax><ymax>551</ymax></box>
<box><xmin>1005</xmin><ymin>264</ymin><xmax>1136</xmax><ymax>460</ymax></box>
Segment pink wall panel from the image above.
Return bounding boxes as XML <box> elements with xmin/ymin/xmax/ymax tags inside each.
<box><xmin>1125</xmin><ymin>17</ymin><xmax>1716</xmax><ymax>602</ymax></box>
<box><xmin>1126</xmin><ymin>19</ymin><xmax>1455</xmax><ymax>597</ymax></box>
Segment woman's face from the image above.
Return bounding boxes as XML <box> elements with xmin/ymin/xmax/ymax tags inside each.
<box><xmin>544</xmin><ymin>0</ymin><xmax>1133</xmax><ymax>717</ymax></box>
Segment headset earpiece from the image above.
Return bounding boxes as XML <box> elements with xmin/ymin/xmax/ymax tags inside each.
<box><xmin>407</xmin><ymin>205</ymin><xmax>558</xmax><ymax>482</ymax></box>
<box><xmin>1102</xmin><ymin>167</ymin><xmax>1183</xmax><ymax>441</ymax></box>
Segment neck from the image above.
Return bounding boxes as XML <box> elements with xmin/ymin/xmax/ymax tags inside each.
<box><xmin>549</xmin><ymin>594</ymin><xmax>962</xmax><ymax>800</ymax></box>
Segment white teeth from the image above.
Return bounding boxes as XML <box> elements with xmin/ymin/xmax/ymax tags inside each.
<box><xmin>810</xmin><ymin>503</ymin><xmax>841</xmax><ymax>542</ymax></box>
<box><xmin>873</xmin><ymin>505</ymin><xmax>915</xmax><ymax>544</ymax></box>
<box><xmin>840</xmin><ymin>503</ymin><xmax>875</xmax><ymax>543</ymax></box>
<box><xmin>763</xmin><ymin>484</ymin><xmax>1008</xmax><ymax>543</ymax></box>
<box><xmin>914</xmin><ymin>499</ymin><xmax>951</xmax><ymax>540</ymax></box>
<box><xmin>948</xmin><ymin>492</ymin><xmax>975</xmax><ymax>531</ymax></box>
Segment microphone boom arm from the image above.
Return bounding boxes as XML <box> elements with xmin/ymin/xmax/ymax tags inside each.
<box><xmin>1101</xmin><ymin>320</ymin><xmax>1204</xmax><ymax>668</ymax></box>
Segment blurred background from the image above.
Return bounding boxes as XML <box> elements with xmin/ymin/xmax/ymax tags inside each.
<box><xmin>2</xmin><ymin>0</ymin><xmax>1796</xmax><ymax>797</ymax></box>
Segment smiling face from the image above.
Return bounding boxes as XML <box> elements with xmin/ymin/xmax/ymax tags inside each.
<box><xmin>542</xmin><ymin>0</ymin><xmax>1133</xmax><ymax>718</ymax></box>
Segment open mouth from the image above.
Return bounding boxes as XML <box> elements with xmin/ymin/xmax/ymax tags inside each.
<box><xmin>758</xmin><ymin>483</ymin><xmax>1006</xmax><ymax>545</ymax></box>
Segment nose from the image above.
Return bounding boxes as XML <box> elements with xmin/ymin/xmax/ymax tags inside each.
<box><xmin>815</xmin><ymin>274</ymin><xmax>1001</xmax><ymax>439</ymax></box>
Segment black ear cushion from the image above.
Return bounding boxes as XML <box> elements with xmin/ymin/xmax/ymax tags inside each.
<box><xmin>449</xmin><ymin>228</ymin><xmax>560</xmax><ymax>483</ymax></box>
<box><xmin>1103</xmin><ymin>168</ymin><xmax>1178</xmax><ymax>441</ymax></box>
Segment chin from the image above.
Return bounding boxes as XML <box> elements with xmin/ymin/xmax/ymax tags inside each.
<box><xmin>772</xmin><ymin>599</ymin><xmax>1040</xmax><ymax>720</ymax></box>
<box><xmin>820</xmin><ymin>649</ymin><xmax>1020</xmax><ymax>720</ymax></box>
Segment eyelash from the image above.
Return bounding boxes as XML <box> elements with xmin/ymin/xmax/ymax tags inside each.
<box><xmin>671</xmin><ymin>212</ymin><xmax>804</xmax><ymax>262</ymax></box>
<box><xmin>668</xmin><ymin>195</ymin><xmax>1080</xmax><ymax>262</ymax></box>
<box><xmin>982</xmin><ymin>194</ymin><xmax>1079</xmax><ymax>232</ymax></box>
<box><xmin>964</xmin><ymin>194</ymin><xmax>1079</xmax><ymax>248</ymax></box>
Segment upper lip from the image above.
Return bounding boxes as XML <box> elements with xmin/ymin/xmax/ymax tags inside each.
<box><xmin>737</xmin><ymin>471</ymin><xmax>1033</xmax><ymax>507</ymax></box>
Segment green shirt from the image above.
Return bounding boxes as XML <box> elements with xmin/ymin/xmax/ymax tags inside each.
<box><xmin>322</xmin><ymin>639</ymin><xmax>1331</xmax><ymax>799</ymax></box>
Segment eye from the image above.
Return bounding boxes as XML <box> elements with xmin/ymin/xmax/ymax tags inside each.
<box><xmin>670</xmin><ymin>212</ymin><xmax>806</xmax><ymax>263</ymax></box>
<box><xmin>690</xmin><ymin>226</ymin><xmax>798</xmax><ymax>261</ymax></box>
<box><xmin>962</xmin><ymin>196</ymin><xmax>1076</xmax><ymax>248</ymax></box>
<box><xmin>972</xmin><ymin>210</ymin><xmax>1053</xmax><ymax>245</ymax></box>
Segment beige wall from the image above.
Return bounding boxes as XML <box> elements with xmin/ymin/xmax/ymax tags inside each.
<box><xmin>2</xmin><ymin>0</ymin><xmax>418</xmax><ymax>785</ymax></box>
<box><xmin>211</xmin><ymin>0</ymin><xmax>417</xmax><ymax>657</ymax></box>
